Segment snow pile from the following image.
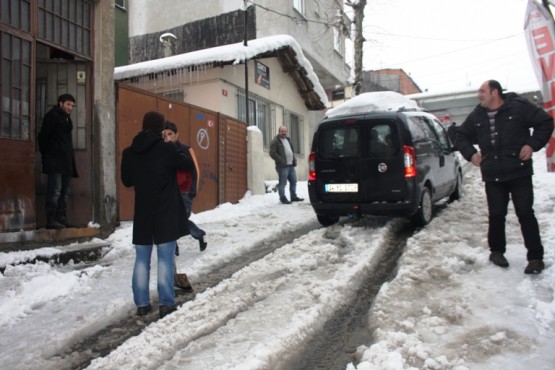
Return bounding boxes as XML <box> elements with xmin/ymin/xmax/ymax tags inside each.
<box><xmin>326</xmin><ymin>91</ymin><xmax>421</xmax><ymax>118</ymax></box>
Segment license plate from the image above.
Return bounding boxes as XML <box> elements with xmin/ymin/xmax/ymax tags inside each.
<box><xmin>325</xmin><ymin>183</ymin><xmax>358</xmax><ymax>193</ymax></box>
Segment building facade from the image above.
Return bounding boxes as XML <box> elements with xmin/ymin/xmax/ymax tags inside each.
<box><xmin>0</xmin><ymin>1</ymin><xmax>117</xmax><ymax>245</ymax></box>
<box><xmin>361</xmin><ymin>69</ymin><xmax>422</xmax><ymax>95</ymax></box>
<box><xmin>120</xmin><ymin>0</ymin><xmax>349</xmax><ymax>179</ymax></box>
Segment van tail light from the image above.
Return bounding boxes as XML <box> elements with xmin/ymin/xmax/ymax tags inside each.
<box><xmin>403</xmin><ymin>145</ymin><xmax>417</xmax><ymax>178</ymax></box>
<box><xmin>309</xmin><ymin>152</ymin><xmax>316</xmax><ymax>181</ymax></box>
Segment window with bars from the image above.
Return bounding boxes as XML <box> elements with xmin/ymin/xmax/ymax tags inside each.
<box><xmin>162</xmin><ymin>90</ymin><xmax>184</xmax><ymax>102</ymax></box>
<box><xmin>237</xmin><ymin>91</ymin><xmax>273</xmax><ymax>149</ymax></box>
<box><xmin>1</xmin><ymin>32</ymin><xmax>31</xmax><ymax>140</ymax></box>
<box><xmin>285</xmin><ymin>110</ymin><xmax>303</xmax><ymax>155</ymax></box>
<box><xmin>37</xmin><ymin>0</ymin><xmax>93</xmax><ymax>58</ymax></box>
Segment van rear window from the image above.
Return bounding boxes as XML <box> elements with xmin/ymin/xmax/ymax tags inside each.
<box><xmin>317</xmin><ymin>121</ymin><xmax>398</xmax><ymax>159</ymax></box>
<box><xmin>367</xmin><ymin>124</ymin><xmax>396</xmax><ymax>157</ymax></box>
<box><xmin>318</xmin><ymin>126</ymin><xmax>359</xmax><ymax>158</ymax></box>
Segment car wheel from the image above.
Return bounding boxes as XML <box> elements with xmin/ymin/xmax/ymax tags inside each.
<box><xmin>448</xmin><ymin>171</ymin><xmax>463</xmax><ymax>202</ymax></box>
<box><xmin>412</xmin><ymin>187</ymin><xmax>432</xmax><ymax>227</ymax></box>
<box><xmin>317</xmin><ymin>214</ymin><xmax>339</xmax><ymax>227</ymax></box>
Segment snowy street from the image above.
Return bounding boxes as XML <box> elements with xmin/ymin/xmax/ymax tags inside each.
<box><xmin>1</xmin><ymin>151</ymin><xmax>554</xmax><ymax>370</ymax></box>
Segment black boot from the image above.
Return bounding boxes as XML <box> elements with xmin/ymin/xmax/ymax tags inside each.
<box><xmin>198</xmin><ymin>233</ymin><xmax>207</xmax><ymax>252</ymax></box>
<box><xmin>56</xmin><ymin>208</ymin><xmax>75</xmax><ymax>228</ymax></box>
<box><xmin>46</xmin><ymin>209</ymin><xmax>64</xmax><ymax>229</ymax></box>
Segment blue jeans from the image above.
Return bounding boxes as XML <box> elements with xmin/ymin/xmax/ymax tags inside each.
<box><xmin>276</xmin><ymin>165</ymin><xmax>298</xmax><ymax>200</ymax></box>
<box><xmin>181</xmin><ymin>192</ymin><xmax>205</xmax><ymax>240</ymax></box>
<box><xmin>132</xmin><ymin>241</ymin><xmax>176</xmax><ymax>307</ymax></box>
<box><xmin>485</xmin><ymin>176</ymin><xmax>543</xmax><ymax>261</ymax></box>
<box><xmin>46</xmin><ymin>173</ymin><xmax>71</xmax><ymax>212</ymax></box>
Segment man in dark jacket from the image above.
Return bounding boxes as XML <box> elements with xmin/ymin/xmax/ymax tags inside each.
<box><xmin>455</xmin><ymin>80</ymin><xmax>553</xmax><ymax>274</ymax></box>
<box><xmin>269</xmin><ymin>126</ymin><xmax>304</xmax><ymax>204</ymax></box>
<box><xmin>121</xmin><ymin>111</ymin><xmax>194</xmax><ymax>318</ymax></box>
<box><xmin>38</xmin><ymin>94</ymin><xmax>79</xmax><ymax>229</ymax></box>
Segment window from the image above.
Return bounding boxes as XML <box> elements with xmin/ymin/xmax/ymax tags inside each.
<box><xmin>293</xmin><ymin>0</ymin><xmax>305</xmax><ymax>17</ymax></box>
<box><xmin>237</xmin><ymin>91</ymin><xmax>273</xmax><ymax>148</ymax></box>
<box><xmin>426</xmin><ymin>117</ymin><xmax>450</xmax><ymax>150</ymax></box>
<box><xmin>162</xmin><ymin>90</ymin><xmax>184</xmax><ymax>102</ymax></box>
<box><xmin>1</xmin><ymin>32</ymin><xmax>31</xmax><ymax>140</ymax></box>
<box><xmin>1</xmin><ymin>0</ymin><xmax>31</xmax><ymax>31</ymax></box>
<box><xmin>367</xmin><ymin>123</ymin><xmax>396</xmax><ymax>157</ymax></box>
<box><xmin>318</xmin><ymin>126</ymin><xmax>359</xmax><ymax>159</ymax></box>
<box><xmin>115</xmin><ymin>0</ymin><xmax>126</xmax><ymax>9</ymax></box>
<box><xmin>333</xmin><ymin>26</ymin><xmax>344</xmax><ymax>55</ymax></box>
<box><xmin>37</xmin><ymin>0</ymin><xmax>93</xmax><ymax>58</ymax></box>
<box><xmin>285</xmin><ymin>110</ymin><xmax>303</xmax><ymax>155</ymax></box>
<box><xmin>408</xmin><ymin>116</ymin><xmax>433</xmax><ymax>142</ymax></box>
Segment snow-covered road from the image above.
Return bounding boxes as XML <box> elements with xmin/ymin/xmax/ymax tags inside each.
<box><xmin>1</xmin><ymin>151</ymin><xmax>554</xmax><ymax>370</ymax></box>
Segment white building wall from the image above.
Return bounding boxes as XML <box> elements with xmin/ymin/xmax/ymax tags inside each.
<box><xmin>128</xmin><ymin>0</ymin><xmax>349</xmax><ymax>89</ymax></box>
<box><xmin>128</xmin><ymin>0</ymin><xmax>240</xmax><ymax>36</ymax></box>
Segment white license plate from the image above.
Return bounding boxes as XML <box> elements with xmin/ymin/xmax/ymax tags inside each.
<box><xmin>325</xmin><ymin>183</ymin><xmax>358</xmax><ymax>193</ymax></box>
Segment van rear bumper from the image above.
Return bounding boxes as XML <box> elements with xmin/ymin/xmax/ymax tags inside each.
<box><xmin>310</xmin><ymin>201</ymin><xmax>419</xmax><ymax>218</ymax></box>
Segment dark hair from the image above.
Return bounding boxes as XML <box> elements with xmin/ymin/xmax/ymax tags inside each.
<box><xmin>165</xmin><ymin>121</ymin><xmax>178</xmax><ymax>133</ymax></box>
<box><xmin>487</xmin><ymin>80</ymin><xmax>505</xmax><ymax>98</ymax></box>
<box><xmin>58</xmin><ymin>94</ymin><xmax>75</xmax><ymax>104</ymax></box>
<box><xmin>142</xmin><ymin>111</ymin><xmax>165</xmax><ymax>131</ymax></box>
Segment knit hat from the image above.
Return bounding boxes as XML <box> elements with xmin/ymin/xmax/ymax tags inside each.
<box><xmin>142</xmin><ymin>111</ymin><xmax>165</xmax><ymax>131</ymax></box>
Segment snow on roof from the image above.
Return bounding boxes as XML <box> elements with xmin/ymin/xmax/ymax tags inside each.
<box><xmin>114</xmin><ymin>34</ymin><xmax>328</xmax><ymax>107</ymax></box>
<box><xmin>326</xmin><ymin>91</ymin><xmax>421</xmax><ymax>118</ymax></box>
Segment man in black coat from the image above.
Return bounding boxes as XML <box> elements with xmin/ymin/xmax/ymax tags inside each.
<box><xmin>456</xmin><ymin>80</ymin><xmax>554</xmax><ymax>274</ymax></box>
<box><xmin>38</xmin><ymin>94</ymin><xmax>79</xmax><ymax>229</ymax></box>
<box><xmin>121</xmin><ymin>111</ymin><xmax>194</xmax><ymax>318</ymax></box>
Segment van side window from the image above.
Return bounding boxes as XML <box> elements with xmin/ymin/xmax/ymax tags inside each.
<box><xmin>427</xmin><ymin>117</ymin><xmax>450</xmax><ymax>150</ymax></box>
<box><xmin>407</xmin><ymin>117</ymin><xmax>428</xmax><ymax>142</ymax></box>
<box><xmin>319</xmin><ymin>127</ymin><xmax>359</xmax><ymax>158</ymax></box>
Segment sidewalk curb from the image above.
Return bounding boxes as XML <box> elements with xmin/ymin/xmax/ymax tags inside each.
<box><xmin>0</xmin><ymin>241</ymin><xmax>111</xmax><ymax>274</ymax></box>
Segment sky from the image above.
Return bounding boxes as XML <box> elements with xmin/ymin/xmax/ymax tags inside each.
<box><xmin>359</xmin><ymin>0</ymin><xmax>544</xmax><ymax>94</ymax></box>
<box><xmin>0</xmin><ymin>151</ymin><xmax>554</xmax><ymax>368</ymax></box>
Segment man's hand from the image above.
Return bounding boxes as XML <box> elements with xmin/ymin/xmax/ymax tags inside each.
<box><xmin>519</xmin><ymin>144</ymin><xmax>533</xmax><ymax>161</ymax></box>
<box><xmin>471</xmin><ymin>152</ymin><xmax>482</xmax><ymax>167</ymax></box>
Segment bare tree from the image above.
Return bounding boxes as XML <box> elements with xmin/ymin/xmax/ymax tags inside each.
<box><xmin>345</xmin><ymin>0</ymin><xmax>367</xmax><ymax>96</ymax></box>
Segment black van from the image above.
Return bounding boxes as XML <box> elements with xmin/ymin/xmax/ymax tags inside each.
<box><xmin>308</xmin><ymin>107</ymin><xmax>462</xmax><ymax>227</ymax></box>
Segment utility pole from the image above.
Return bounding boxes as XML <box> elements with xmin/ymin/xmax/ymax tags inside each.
<box><xmin>242</xmin><ymin>0</ymin><xmax>250</xmax><ymax>125</ymax></box>
<box><xmin>345</xmin><ymin>0</ymin><xmax>367</xmax><ymax>96</ymax></box>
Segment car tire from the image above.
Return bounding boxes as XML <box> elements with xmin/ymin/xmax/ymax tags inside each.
<box><xmin>448</xmin><ymin>171</ymin><xmax>463</xmax><ymax>202</ymax></box>
<box><xmin>412</xmin><ymin>187</ymin><xmax>432</xmax><ymax>227</ymax></box>
<box><xmin>317</xmin><ymin>214</ymin><xmax>339</xmax><ymax>227</ymax></box>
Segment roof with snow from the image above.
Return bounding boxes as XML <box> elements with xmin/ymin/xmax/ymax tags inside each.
<box><xmin>114</xmin><ymin>35</ymin><xmax>328</xmax><ymax>110</ymax></box>
<box><xmin>325</xmin><ymin>91</ymin><xmax>421</xmax><ymax>118</ymax></box>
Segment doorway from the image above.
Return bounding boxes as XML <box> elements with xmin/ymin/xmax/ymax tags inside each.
<box><xmin>35</xmin><ymin>44</ymin><xmax>93</xmax><ymax>228</ymax></box>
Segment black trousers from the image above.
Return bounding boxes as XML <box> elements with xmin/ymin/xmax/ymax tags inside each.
<box><xmin>485</xmin><ymin>176</ymin><xmax>543</xmax><ymax>261</ymax></box>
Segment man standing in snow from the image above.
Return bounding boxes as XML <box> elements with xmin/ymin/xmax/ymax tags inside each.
<box><xmin>456</xmin><ymin>80</ymin><xmax>553</xmax><ymax>274</ymax></box>
<box><xmin>121</xmin><ymin>111</ymin><xmax>194</xmax><ymax>318</ymax></box>
<box><xmin>38</xmin><ymin>93</ymin><xmax>79</xmax><ymax>229</ymax></box>
<box><xmin>269</xmin><ymin>125</ymin><xmax>304</xmax><ymax>204</ymax></box>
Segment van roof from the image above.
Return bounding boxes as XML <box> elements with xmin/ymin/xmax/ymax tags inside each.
<box><xmin>325</xmin><ymin>91</ymin><xmax>423</xmax><ymax>119</ymax></box>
